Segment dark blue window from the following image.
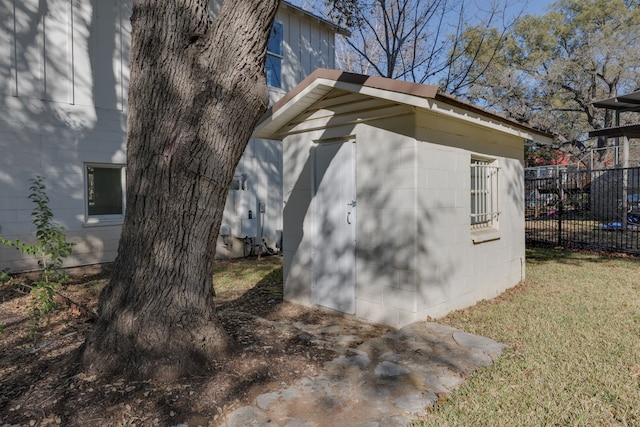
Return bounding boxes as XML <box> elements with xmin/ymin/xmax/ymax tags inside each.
<box><xmin>266</xmin><ymin>22</ymin><xmax>283</xmax><ymax>88</ymax></box>
<box><xmin>87</xmin><ymin>165</ymin><xmax>123</xmax><ymax>216</ymax></box>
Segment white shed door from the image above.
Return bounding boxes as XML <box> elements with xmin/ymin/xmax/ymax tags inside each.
<box><xmin>313</xmin><ymin>141</ymin><xmax>356</xmax><ymax>314</ymax></box>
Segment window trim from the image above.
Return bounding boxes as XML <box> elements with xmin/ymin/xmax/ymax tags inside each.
<box><xmin>470</xmin><ymin>156</ymin><xmax>500</xmax><ymax>243</ymax></box>
<box><xmin>84</xmin><ymin>163</ymin><xmax>126</xmax><ymax>227</ymax></box>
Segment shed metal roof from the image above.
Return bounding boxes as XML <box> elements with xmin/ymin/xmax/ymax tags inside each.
<box><xmin>253</xmin><ymin>68</ymin><xmax>554</xmax><ymax>144</ymax></box>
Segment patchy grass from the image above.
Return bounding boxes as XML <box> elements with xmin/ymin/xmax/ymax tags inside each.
<box><xmin>213</xmin><ymin>256</ymin><xmax>283</xmax><ymax>303</ymax></box>
<box><xmin>415</xmin><ymin>247</ymin><xmax>640</xmax><ymax>427</ymax></box>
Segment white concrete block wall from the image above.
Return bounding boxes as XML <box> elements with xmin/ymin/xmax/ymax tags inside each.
<box><xmin>413</xmin><ymin>117</ymin><xmax>526</xmax><ymax>322</ymax></box>
<box><xmin>279</xmin><ymin>114</ymin><xmax>421</xmax><ymax>301</ymax></box>
<box><xmin>352</xmin><ymin>118</ymin><xmax>421</xmax><ymax>327</ymax></box>
<box><xmin>281</xmin><ymin>132</ymin><xmax>315</xmax><ymax>305</ymax></box>
<box><xmin>279</xmin><ymin>102</ymin><xmax>528</xmax><ymax>329</ymax></box>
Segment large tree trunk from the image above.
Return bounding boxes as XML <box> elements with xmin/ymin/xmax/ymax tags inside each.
<box><xmin>78</xmin><ymin>0</ymin><xmax>279</xmax><ymax>380</ymax></box>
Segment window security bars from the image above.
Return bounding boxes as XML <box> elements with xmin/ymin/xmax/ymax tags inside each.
<box><xmin>471</xmin><ymin>159</ymin><xmax>499</xmax><ymax>229</ymax></box>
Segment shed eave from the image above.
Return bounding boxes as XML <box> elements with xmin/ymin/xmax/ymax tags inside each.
<box><xmin>424</xmin><ymin>100</ymin><xmax>554</xmax><ymax>144</ymax></box>
<box><xmin>253</xmin><ymin>79</ymin><xmax>338</xmax><ymax>140</ymax></box>
<box><xmin>253</xmin><ymin>68</ymin><xmax>553</xmax><ymax>144</ymax></box>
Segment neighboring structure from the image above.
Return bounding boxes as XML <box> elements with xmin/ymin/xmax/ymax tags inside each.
<box><xmin>588</xmin><ymin>91</ymin><xmax>640</xmax><ymax>225</ymax></box>
<box><xmin>0</xmin><ymin>1</ymin><xmax>345</xmax><ymax>271</ymax></box>
<box><xmin>254</xmin><ymin>69</ymin><xmax>553</xmax><ymax>328</ymax></box>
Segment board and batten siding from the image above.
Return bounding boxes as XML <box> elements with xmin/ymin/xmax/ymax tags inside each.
<box><xmin>1</xmin><ymin>0</ymin><xmax>340</xmax><ymax>271</ymax></box>
<box><xmin>216</xmin><ymin>3</ymin><xmax>339</xmax><ymax>258</ymax></box>
<box><xmin>0</xmin><ymin>0</ymin><xmax>131</xmax><ymax>271</ymax></box>
<box><xmin>1</xmin><ymin>0</ymin><xmax>129</xmax><ymax>108</ymax></box>
<box><xmin>277</xmin><ymin>4</ymin><xmax>336</xmax><ymax>93</ymax></box>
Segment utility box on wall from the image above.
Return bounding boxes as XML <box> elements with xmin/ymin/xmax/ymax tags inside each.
<box><xmin>239</xmin><ymin>219</ymin><xmax>258</xmax><ymax>238</ymax></box>
<box><xmin>234</xmin><ymin>190</ymin><xmax>257</xmax><ymax>238</ymax></box>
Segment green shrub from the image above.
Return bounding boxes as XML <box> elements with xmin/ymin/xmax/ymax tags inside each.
<box><xmin>0</xmin><ymin>176</ymin><xmax>73</xmax><ymax>340</ymax></box>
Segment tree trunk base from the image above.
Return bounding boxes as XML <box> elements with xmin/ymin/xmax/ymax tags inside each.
<box><xmin>77</xmin><ymin>316</ymin><xmax>236</xmax><ymax>381</ymax></box>
<box><xmin>76</xmin><ymin>0</ymin><xmax>279</xmax><ymax>383</ymax></box>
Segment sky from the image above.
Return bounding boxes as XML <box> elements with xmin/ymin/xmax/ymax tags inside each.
<box><xmin>519</xmin><ymin>0</ymin><xmax>556</xmax><ymax>16</ymax></box>
<box><xmin>288</xmin><ymin>0</ymin><xmax>561</xmax><ymax>25</ymax></box>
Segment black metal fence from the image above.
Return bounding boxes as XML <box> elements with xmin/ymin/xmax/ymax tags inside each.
<box><xmin>525</xmin><ymin>166</ymin><xmax>640</xmax><ymax>254</ymax></box>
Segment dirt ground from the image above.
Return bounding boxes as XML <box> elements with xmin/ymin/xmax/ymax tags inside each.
<box><xmin>0</xmin><ymin>256</ymin><xmax>392</xmax><ymax>426</ymax></box>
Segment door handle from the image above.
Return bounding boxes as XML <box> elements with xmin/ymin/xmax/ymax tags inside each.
<box><xmin>347</xmin><ymin>211</ymin><xmax>352</xmax><ymax>224</ymax></box>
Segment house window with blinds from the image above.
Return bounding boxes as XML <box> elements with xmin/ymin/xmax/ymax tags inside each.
<box><xmin>470</xmin><ymin>158</ymin><xmax>499</xmax><ymax>230</ymax></box>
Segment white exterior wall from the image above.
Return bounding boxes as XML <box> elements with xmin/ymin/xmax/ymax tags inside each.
<box><xmin>353</xmin><ymin>115</ymin><xmax>420</xmax><ymax>327</ymax></box>
<box><xmin>281</xmin><ymin>106</ymin><xmax>526</xmax><ymax>329</ymax></box>
<box><xmin>1</xmin><ymin>0</ymin><xmax>340</xmax><ymax>271</ymax></box>
<box><xmin>211</xmin><ymin>3</ymin><xmax>340</xmax><ymax>258</ymax></box>
<box><xmin>412</xmin><ymin>110</ymin><xmax>525</xmax><ymax>324</ymax></box>
<box><xmin>0</xmin><ymin>0</ymin><xmax>131</xmax><ymax>271</ymax></box>
<box><xmin>281</xmin><ymin>132</ymin><xmax>314</xmax><ymax>305</ymax></box>
<box><xmin>280</xmin><ymin>114</ymin><xmax>421</xmax><ymax>326</ymax></box>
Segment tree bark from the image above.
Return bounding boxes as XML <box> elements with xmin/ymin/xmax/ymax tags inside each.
<box><xmin>78</xmin><ymin>0</ymin><xmax>279</xmax><ymax>380</ymax></box>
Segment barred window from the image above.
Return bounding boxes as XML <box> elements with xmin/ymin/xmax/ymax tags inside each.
<box><xmin>470</xmin><ymin>158</ymin><xmax>499</xmax><ymax>230</ymax></box>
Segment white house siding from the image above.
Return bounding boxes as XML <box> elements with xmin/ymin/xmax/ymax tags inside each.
<box><xmin>215</xmin><ymin>4</ymin><xmax>339</xmax><ymax>258</ymax></box>
<box><xmin>1</xmin><ymin>0</ymin><xmax>340</xmax><ymax>271</ymax></box>
<box><xmin>0</xmin><ymin>0</ymin><xmax>131</xmax><ymax>272</ymax></box>
<box><xmin>209</xmin><ymin>0</ymin><xmax>337</xmax><ymax>90</ymax></box>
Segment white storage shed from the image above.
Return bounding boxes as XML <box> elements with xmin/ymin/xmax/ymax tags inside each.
<box><xmin>254</xmin><ymin>69</ymin><xmax>553</xmax><ymax>328</ymax></box>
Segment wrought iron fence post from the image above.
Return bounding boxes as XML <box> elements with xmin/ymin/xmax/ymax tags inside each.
<box><xmin>557</xmin><ymin>173</ymin><xmax>564</xmax><ymax>247</ymax></box>
<box><xmin>526</xmin><ymin>165</ymin><xmax>640</xmax><ymax>254</ymax></box>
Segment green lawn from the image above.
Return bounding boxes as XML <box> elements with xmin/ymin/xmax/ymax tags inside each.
<box><xmin>414</xmin><ymin>247</ymin><xmax>640</xmax><ymax>426</ymax></box>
